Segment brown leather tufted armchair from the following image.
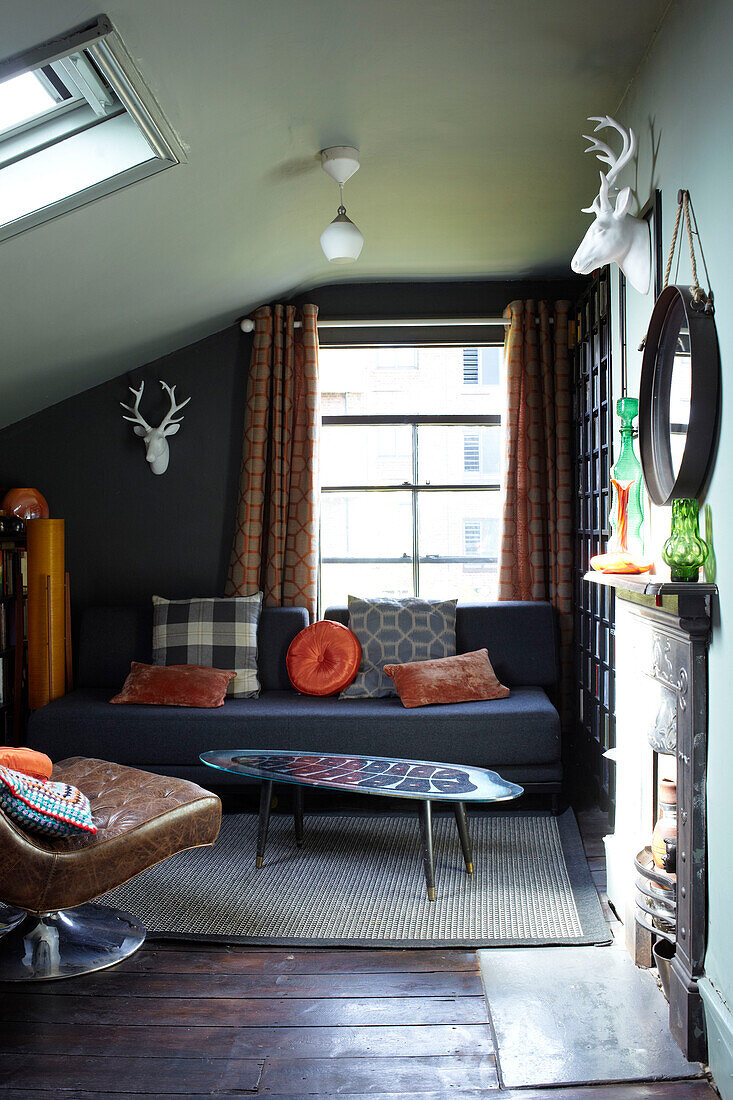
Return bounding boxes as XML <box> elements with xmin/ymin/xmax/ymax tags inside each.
<box><xmin>0</xmin><ymin>756</ymin><xmax>221</xmax><ymax>980</ymax></box>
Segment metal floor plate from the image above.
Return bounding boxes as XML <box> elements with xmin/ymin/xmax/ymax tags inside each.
<box><xmin>479</xmin><ymin>942</ymin><xmax>704</xmax><ymax>1088</ymax></box>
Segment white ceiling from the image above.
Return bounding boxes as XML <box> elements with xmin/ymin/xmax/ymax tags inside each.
<box><xmin>0</xmin><ymin>0</ymin><xmax>667</xmax><ymax>426</ymax></box>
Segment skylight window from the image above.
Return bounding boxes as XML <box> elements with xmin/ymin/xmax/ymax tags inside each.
<box><xmin>0</xmin><ymin>15</ymin><xmax>184</xmax><ymax>241</ymax></box>
<box><xmin>0</xmin><ymin>71</ymin><xmax>60</xmax><ymax>133</ymax></box>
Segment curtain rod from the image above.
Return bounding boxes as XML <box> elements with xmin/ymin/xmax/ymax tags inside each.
<box><xmin>239</xmin><ymin>316</ymin><xmax>522</xmax><ymax>333</ymax></box>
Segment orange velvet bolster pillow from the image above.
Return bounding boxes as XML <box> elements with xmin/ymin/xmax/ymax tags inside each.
<box><xmin>110</xmin><ymin>663</ymin><xmax>236</xmax><ymax>708</ymax></box>
<box><xmin>0</xmin><ymin>747</ymin><xmax>53</xmax><ymax>781</ymax></box>
<box><xmin>383</xmin><ymin>649</ymin><xmax>510</xmax><ymax>709</ymax></box>
<box><xmin>287</xmin><ymin>620</ymin><xmax>362</xmax><ymax>696</ymax></box>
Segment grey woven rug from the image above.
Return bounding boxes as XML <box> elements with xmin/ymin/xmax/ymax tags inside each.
<box><xmin>97</xmin><ymin>808</ymin><xmax>610</xmax><ymax>947</ymax></box>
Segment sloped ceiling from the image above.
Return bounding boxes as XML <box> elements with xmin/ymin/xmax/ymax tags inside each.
<box><xmin>0</xmin><ymin>0</ymin><xmax>667</xmax><ymax>426</ymax></box>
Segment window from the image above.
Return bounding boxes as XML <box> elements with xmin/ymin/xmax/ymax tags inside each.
<box><xmin>462</xmin><ymin>347</ymin><xmax>501</xmax><ymax>387</ymax></box>
<box><xmin>319</xmin><ymin>345</ymin><xmax>504</xmax><ymax>609</ymax></box>
<box><xmin>375</xmin><ymin>347</ymin><xmax>418</xmax><ymax>371</ymax></box>
<box><xmin>463</xmin><ymin>432</ymin><xmax>480</xmax><ymax>472</ymax></box>
<box><xmin>0</xmin><ymin>16</ymin><xmax>183</xmax><ymax>241</ymax></box>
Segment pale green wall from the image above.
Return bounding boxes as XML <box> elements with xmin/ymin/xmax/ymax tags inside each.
<box><xmin>611</xmin><ymin>0</ymin><xmax>733</xmax><ymax>1083</ymax></box>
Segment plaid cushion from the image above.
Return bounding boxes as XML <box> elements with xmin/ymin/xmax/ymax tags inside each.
<box><xmin>341</xmin><ymin>595</ymin><xmax>458</xmax><ymax>699</ymax></box>
<box><xmin>152</xmin><ymin>594</ymin><xmax>263</xmax><ymax>698</ymax></box>
<box><xmin>0</xmin><ymin>765</ymin><xmax>97</xmax><ymax>837</ymax></box>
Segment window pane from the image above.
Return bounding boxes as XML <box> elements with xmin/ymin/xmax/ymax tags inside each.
<box><xmin>321</xmin><ymin>424</ymin><xmax>412</xmax><ymax>486</ymax></box>
<box><xmin>418</xmin><ymin>491</ymin><xmax>500</xmax><ymax>598</ymax></box>
<box><xmin>419</xmin><ymin>487</ymin><xmax>500</xmax><ymax>599</ymax></box>
<box><xmin>321</xmin><ymin>491</ymin><xmax>412</xmax><ymax>561</ymax></box>
<box><xmin>419</xmin><ymin>561</ymin><xmax>498</xmax><ymax>602</ymax></box>
<box><xmin>418</xmin><ymin>425</ymin><xmax>501</xmax><ymax>485</ymax></box>
<box><xmin>321</xmin><ymin>562</ymin><xmax>413</xmax><ymax>610</ymax></box>
<box><xmin>0</xmin><ymin>72</ymin><xmax>57</xmax><ymax>133</ymax></box>
<box><xmin>319</xmin><ymin>347</ymin><xmax>503</xmax><ymax>416</ymax></box>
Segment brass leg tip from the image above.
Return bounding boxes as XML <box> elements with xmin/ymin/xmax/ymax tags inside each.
<box><xmin>466</xmin><ymin>862</ymin><xmax>474</xmax><ymax>874</ymax></box>
<box><xmin>256</xmin><ymin>856</ymin><xmax>263</xmax><ymax>869</ymax></box>
<box><xmin>428</xmin><ymin>887</ymin><xmax>436</xmax><ymax>902</ymax></box>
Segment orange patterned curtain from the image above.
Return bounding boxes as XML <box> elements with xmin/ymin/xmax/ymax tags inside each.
<box><xmin>227</xmin><ymin>303</ymin><xmax>320</xmax><ymax>619</ymax></box>
<box><xmin>499</xmin><ymin>299</ymin><xmax>573</xmax><ymax>722</ymax></box>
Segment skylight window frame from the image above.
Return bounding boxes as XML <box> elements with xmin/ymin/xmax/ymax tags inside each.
<box><xmin>0</xmin><ymin>15</ymin><xmax>185</xmax><ymax>242</ymax></box>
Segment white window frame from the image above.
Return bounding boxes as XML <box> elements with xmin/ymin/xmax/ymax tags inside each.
<box><xmin>0</xmin><ymin>16</ymin><xmax>184</xmax><ymax>241</ymax></box>
<box><xmin>319</xmin><ymin>343</ymin><xmax>503</xmax><ymax>605</ymax></box>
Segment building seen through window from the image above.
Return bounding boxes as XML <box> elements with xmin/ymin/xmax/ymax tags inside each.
<box><xmin>319</xmin><ymin>345</ymin><xmax>504</xmax><ymax>609</ymax></box>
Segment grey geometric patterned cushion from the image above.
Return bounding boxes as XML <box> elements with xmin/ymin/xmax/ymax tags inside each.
<box><xmin>340</xmin><ymin>596</ymin><xmax>457</xmax><ymax>699</ymax></box>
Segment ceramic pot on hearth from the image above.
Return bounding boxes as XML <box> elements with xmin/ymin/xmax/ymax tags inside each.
<box><xmin>652</xmin><ymin>778</ymin><xmax>677</xmax><ymax>870</ymax></box>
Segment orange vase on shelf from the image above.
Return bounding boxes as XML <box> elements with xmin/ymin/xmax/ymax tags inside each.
<box><xmin>1</xmin><ymin>488</ymin><xmax>49</xmax><ymax>521</ymax></box>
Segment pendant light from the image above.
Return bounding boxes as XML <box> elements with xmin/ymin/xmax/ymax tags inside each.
<box><xmin>319</xmin><ymin>146</ymin><xmax>364</xmax><ymax>263</ymax></box>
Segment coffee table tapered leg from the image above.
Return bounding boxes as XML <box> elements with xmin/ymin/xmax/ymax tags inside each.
<box><xmin>453</xmin><ymin>801</ymin><xmax>474</xmax><ymax>874</ymax></box>
<box><xmin>418</xmin><ymin>800</ymin><xmax>436</xmax><ymax>901</ymax></box>
<box><xmin>256</xmin><ymin>780</ymin><xmax>273</xmax><ymax>868</ymax></box>
<box><xmin>294</xmin><ymin>785</ymin><xmax>304</xmax><ymax>847</ymax></box>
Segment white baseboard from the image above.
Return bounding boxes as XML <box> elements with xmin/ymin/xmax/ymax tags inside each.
<box><xmin>700</xmin><ymin>976</ymin><xmax>733</xmax><ymax>1100</ymax></box>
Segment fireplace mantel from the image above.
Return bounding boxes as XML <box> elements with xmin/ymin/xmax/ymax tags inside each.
<box><xmin>585</xmin><ymin>570</ymin><xmax>715</xmax><ymax>1063</ymax></box>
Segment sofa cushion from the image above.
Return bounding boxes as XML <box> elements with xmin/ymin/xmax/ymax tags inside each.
<box><xmin>326</xmin><ymin>601</ymin><xmax>559</xmax><ymax>688</ymax></box>
<box><xmin>153</xmin><ymin>594</ymin><xmax>262</xmax><ymax>698</ymax></box>
<box><xmin>110</xmin><ymin>663</ymin><xmax>236</xmax><ymax>708</ymax></box>
<box><xmin>28</xmin><ymin>686</ymin><xmax>560</xmax><ymax>772</ymax></box>
<box><xmin>340</xmin><ymin>596</ymin><xmax>457</xmax><ymax>699</ymax></box>
<box><xmin>286</xmin><ymin>621</ymin><xmax>361</xmax><ymax>696</ymax></box>
<box><xmin>384</xmin><ymin>649</ymin><xmax>510</xmax><ymax>708</ymax></box>
<box><xmin>77</xmin><ymin>605</ymin><xmax>309</xmax><ymax>691</ymax></box>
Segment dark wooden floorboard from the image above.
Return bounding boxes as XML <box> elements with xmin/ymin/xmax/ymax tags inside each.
<box><xmin>0</xmin><ymin>1022</ymin><xmax>493</xmax><ymax>1059</ymax></box>
<box><xmin>122</xmin><ymin>945</ymin><xmax>480</xmax><ymax>974</ymax></box>
<box><xmin>0</xmin><ymin>809</ymin><xmax>717</xmax><ymax>1098</ymax></box>
<box><xmin>8</xmin><ymin>967</ymin><xmax>483</xmax><ymax>999</ymax></box>
<box><xmin>256</xmin><ymin>1054</ymin><xmax>499</xmax><ymax>1094</ymax></box>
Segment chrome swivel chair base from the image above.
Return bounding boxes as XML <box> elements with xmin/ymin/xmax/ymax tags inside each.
<box><xmin>0</xmin><ymin>904</ymin><xmax>26</xmax><ymax>936</ymax></box>
<box><xmin>0</xmin><ymin>903</ymin><xmax>146</xmax><ymax>981</ymax></box>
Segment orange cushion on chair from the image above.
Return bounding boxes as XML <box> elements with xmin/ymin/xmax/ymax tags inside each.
<box><xmin>0</xmin><ymin>747</ymin><xmax>53</xmax><ymax>781</ymax></box>
<box><xmin>286</xmin><ymin>621</ymin><xmax>362</xmax><ymax>696</ymax></box>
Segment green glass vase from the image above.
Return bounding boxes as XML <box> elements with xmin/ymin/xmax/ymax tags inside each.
<box><xmin>662</xmin><ymin>498</ymin><xmax>708</xmax><ymax>581</ymax></box>
<box><xmin>609</xmin><ymin>397</ymin><xmax>644</xmax><ymax>556</ymax></box>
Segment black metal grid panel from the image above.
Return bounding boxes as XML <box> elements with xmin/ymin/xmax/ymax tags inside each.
<box><xmin>571</xmin><ymin>270</ymin><xmax>615</xmax><ymax>814</ymax></box>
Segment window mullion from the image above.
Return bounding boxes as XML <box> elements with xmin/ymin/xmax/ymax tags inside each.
<box><xmin>412</xmin><ymin>422</ymin><xmax>419</xmax><ymax>596</ymax></box>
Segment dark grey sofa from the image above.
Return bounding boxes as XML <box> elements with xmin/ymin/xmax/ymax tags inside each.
<box><xmin>28</xmin><ymin>602</ymin><xmax>561</xmax><ymax>793</ymax></box>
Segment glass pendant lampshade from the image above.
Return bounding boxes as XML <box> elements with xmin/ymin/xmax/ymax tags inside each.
<box><xmin>320</xmin><ymin>205</ymin><xmax>364</xmax><ymax>263</ymax></box>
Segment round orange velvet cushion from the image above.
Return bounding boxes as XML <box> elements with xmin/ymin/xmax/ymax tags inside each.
<box><xmin>286</xmin><ymin>621</ymin><xmax>362</xmax><ymax>696</ymax></box>
<box><xmin>0</xmin><ymin>746</ymin><xmax>53</xmax><ymax>781</ymax></box>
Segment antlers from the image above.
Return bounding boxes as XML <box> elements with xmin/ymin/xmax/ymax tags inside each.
<box><xmin>120</xmin><ymin>381</ymin><xmax>151</xmax><ymax>431</ymax></box>
<box><xmin>120</xmin><ymin>380</ymin><xmax>191</xmax><ymax>435</ymax></box>
<box><xmin>157</xmin><ymin>381</ymin><xmax>191</xmax><ymax>434</ymax></box>
<box><xmin>581</xmin><ymin>116</ymin><xmax>636</xmax><ymax>213</ymax></box>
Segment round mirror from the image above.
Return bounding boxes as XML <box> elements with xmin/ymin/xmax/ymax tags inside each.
<box><xmin>638</xmin><ymin>285</ymin><xmax>720</xmax><ymax>506</ymax></box>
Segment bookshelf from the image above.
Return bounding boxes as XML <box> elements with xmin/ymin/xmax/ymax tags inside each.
<box><xmin>0</xmin><ymin>537</ymin><xmax>27</xmax><ymax>746</ymax></box>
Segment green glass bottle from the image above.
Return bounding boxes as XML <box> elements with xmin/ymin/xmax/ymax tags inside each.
<box><xmin>662</xmin><ymin>498</ymin><xmax>708</xmax><ymax>582</ymax></box>
<box><xmin>609</xmin><ymin>397</ymin><xmax>644</xmax><ymax>556</ymax></box>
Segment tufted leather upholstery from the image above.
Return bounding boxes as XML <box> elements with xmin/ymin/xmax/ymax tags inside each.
<box><xmin>0</xmin><ymin>757</ymin><xmax>221</xmax><ymax>913</ymax></box>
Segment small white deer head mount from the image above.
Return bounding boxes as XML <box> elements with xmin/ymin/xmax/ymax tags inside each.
<box><xmin>120</xmin><ymin>380</ymin><xmax>191</xmax><ymax>475</ymax></box>
<box><xmin>571</xmin><ymin>115</ymin><xmax>651</xmax><ymax>295</ymax></box>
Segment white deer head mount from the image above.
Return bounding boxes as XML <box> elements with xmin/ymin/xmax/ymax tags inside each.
<box><xmin>571</xmin><ymin>116</ymin><xmax>651</xmax><ymax>295</ymax></box>
<box><xmin>120</xmin><ymin>380</ymin><xmax>191</xmax><ymax>475</ymax></box>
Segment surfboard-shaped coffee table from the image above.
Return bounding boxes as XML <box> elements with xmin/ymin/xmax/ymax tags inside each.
<box><xmin>201</xmin><ymin>749</ymin><xmax>523</xmax><ymax>901</ymax></box>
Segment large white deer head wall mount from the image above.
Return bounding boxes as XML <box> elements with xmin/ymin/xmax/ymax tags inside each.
<box><xmin>571</xmin><ymin>116</ymin><xmax>651</xmax><ymax>295</ymax></box>
<box><xmin>120</xmin><ymin>380</ymin><xmax>191</xmax><ymax>475</ymax></box>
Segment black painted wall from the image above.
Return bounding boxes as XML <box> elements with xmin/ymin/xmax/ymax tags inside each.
<box><xmin>0</xmin><ymin>326</ymin><xmax>250</xmax><ymax>620</ymax></box>
<box><xmin>0</xmin><ymin>277</ymin><xmax>584</xmax><ymax>628</ymax></box>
